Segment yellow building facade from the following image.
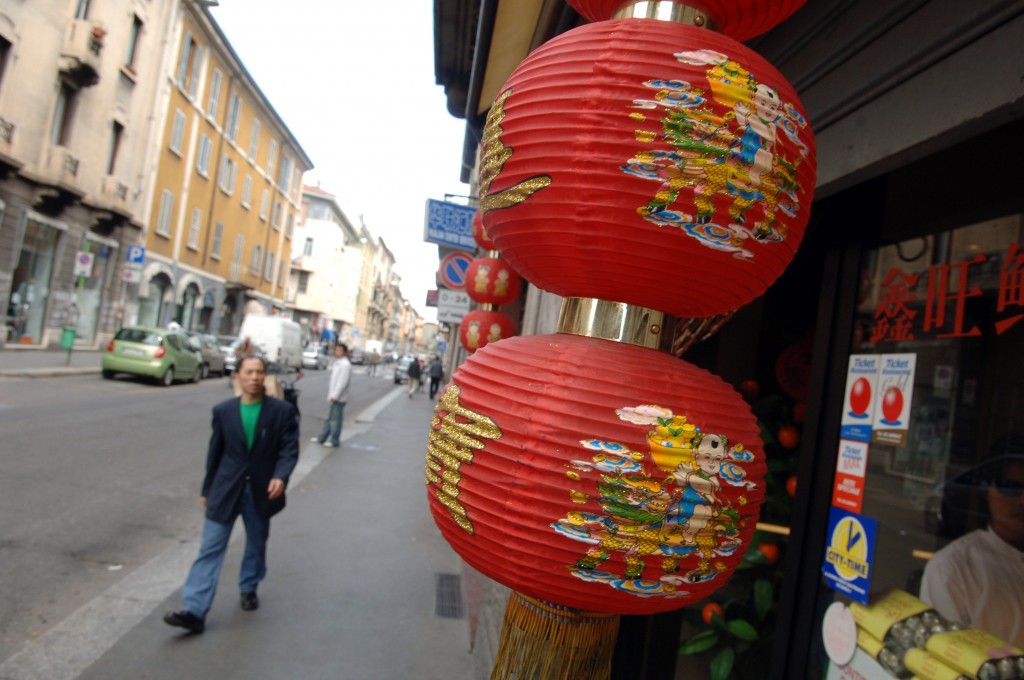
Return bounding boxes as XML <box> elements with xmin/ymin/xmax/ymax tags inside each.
<box><xmin>136</xmin><ymin>4</ymin><xmax>311</xmax><ymax>335</ymax></box>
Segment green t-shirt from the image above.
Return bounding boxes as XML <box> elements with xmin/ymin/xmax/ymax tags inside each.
<box><xmin>239</xmin><ymin>400</ymin><xmax>263</xmax><ymax>450</ymax></box>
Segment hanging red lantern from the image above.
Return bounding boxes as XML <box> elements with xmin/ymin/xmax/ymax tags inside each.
<box><xmin>472</xmin><ymin>210</ymin><xmax>497</xmax><ymax>251</ymax></box>
<box><xmin>464</xmin><ymin>256</ymin><xmax>522</xmax><ymax>306</ymax></box>
<box><xmin>459</xmin><ymin>308</ymin><xmax>515</xmax><ymax>353</ymax></box>
<box><xmin>568</xmin><ymin>0</ymin><xmax>807</xmax><ymax>42</ymax></box>
<box><xmin>478</xmin><ymin>19</ymin><xmax>816</xmax><ymax>318</ymax></box>
<box><xmin>426</xmin><ymin>332</ymin><xmax>765</xmax><ymax>615</ymax></box>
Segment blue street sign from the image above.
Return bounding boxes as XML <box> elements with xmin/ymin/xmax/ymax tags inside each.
<box><xmin>423</xmin><ymin>199</ymin><xmax>477</xmax><ymax>252</ymax></box>
<box><xmin>126</xmin><ymin>245</ymin><xmax>146</xmax><ymax>264</ymax></box>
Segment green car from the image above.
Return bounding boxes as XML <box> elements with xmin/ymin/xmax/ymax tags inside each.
<box><xmin>102</xmin><ymin>326</ymin><xmax>202</xmax><ymax>386</ymax></box>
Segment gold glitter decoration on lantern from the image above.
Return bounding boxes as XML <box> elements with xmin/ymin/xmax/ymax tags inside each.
<box><xmin>480</xmin><ymin>89</ymin><xmax>553</xmax><ymax>214</ymax></box>
<box><xmin>426</xmin><ymin>385</ymin><xmax>504</xmax><ymax>534</ymax></box>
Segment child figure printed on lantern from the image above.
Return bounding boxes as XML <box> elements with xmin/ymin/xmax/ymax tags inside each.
<box><xmin>552</xmin><ymin>406</ymin><xmax>753</xmax><ymax>596</ymax></box>
<box><xmin>622</xmin><ymin>49</ymin><xmax>809</xmax><ymax>254</ymax></box>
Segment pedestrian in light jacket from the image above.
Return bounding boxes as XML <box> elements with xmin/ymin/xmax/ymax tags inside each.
<box><xmin>164</xmin><ymin>355</ymin><xmax>299</xmax><ymax>634</ymax></box>
<box><xmin>312</xmin><ymin>343</ymin><xmax>351</xmax><ymax>448</ymax></box>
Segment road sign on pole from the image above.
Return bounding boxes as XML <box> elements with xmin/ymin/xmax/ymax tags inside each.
<box><xmin>439</xmin><ymin>251</ymin><xmax>473</xmax><ymax>289</ymax></box>
<box><xmin>437</xmin><ymin>288</ymin><xmax>471</xmax><ymax>323</ymax></box>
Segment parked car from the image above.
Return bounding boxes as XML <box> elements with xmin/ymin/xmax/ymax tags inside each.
<box><xmin>302</xmin><ymin>345</ymin><xmax>328</xmax><ymax>370</ymax></box>
<box><xmin>102</xmin><ymin>326</ymin><xmax>202</xmax><ymax>386</ymax></box>
<box><xmin>224</xmin><ymin>338</ymin><xmax>267</xmax><ymax>375</ymax></box>
<box><xmin>393</xmin><ymin>355</ymin><xmax>415</xmax><ymax>384</ymax></box>
<box><xmin>188</xmin><ymin>333</ymin><xmax>227</xmax><ymax>378</ymax></box>
<box><xmin>349</xmin><ymin>348</ymin><xmax>366</xmax><ymax>365</ymax></box>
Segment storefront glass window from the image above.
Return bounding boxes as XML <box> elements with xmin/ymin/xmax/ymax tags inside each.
<box><xmin>7</xmin><ymin>218</ymin><xmax>59</xmax><ymax>344</ymax></box>
<box><xmin>819</xmin><ymin>214</ymin><xmax>1024</xmax><ymax>678</ymax></box>
<box><xmin>75</xmin><ymin>241</ymin><xmax>113</xmax><ymax>343</ymax></box>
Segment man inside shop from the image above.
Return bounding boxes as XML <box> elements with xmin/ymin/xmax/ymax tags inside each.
<box><xmin>919</xmin><ymin>455</ymin><xmax>1024</xmax><ymax>647</ymax></box>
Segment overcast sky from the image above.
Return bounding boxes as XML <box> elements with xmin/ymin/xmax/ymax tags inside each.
<box><xmin>210</xmin><ymin>0</ymin><xmax>471</xmax><ymax>323</ymax></box>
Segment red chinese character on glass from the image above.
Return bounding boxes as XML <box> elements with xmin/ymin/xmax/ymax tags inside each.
<box><xmin>996</xmin><ymin>243</ymin><xmax>1024</xmax><ymax>335</ymax></box>
<box><xmin>871</xmin><ymin>268</ymin><xmax>919</xmax><ymax>343</ymax></box>
<box><xmin>923</xmin><ymin>253</ymin><xmax>985</xmax><ymax>338</ymax></box>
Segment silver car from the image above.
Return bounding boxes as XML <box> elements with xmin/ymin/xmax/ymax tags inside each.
<box><xmin>188</xmin><ymin>333</ymin><xmax>227</xmax><ymax>379</ymax></box>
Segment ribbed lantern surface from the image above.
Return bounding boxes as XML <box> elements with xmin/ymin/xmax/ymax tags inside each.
<box><xmin>479</xmin><ymin>19</ymin><xmax>816</xmax><ymax>318</ymax></box>
<box><xmin>425</xmin><ymin>333</ymin><xmax>765</xmax><ymax>614</ymax></box>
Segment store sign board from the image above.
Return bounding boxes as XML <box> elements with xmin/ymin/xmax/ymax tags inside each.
<box><xmin>832</xmin><ymin>440</ymin><xmax>869</xmax><ymax>513</ymax></box>
<box><xmin>423</xmin><ymin>199</ymin><xmax>477</xmax><ymax>252</ymax></box>
<box><xmin>871</xmin><ymin>354</ymin><xmax>916</xmax><ymax>448</ymax></box>
<box><xmin>840</xmin><ymin>355</ymin><xmax>879</xmax><ymax>443</ymax></box>
<box><xmin>821</xmin><ymin>508</ymin><xmax>877</xmax><ymax>605</ymax></box>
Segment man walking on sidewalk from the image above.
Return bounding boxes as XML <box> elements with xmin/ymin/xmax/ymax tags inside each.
<box><xmin>312</xmin><ymin>343</ymin><xmax>351</xmax><ymax>448</ymax></box>
<box><xmin>406</xmin><ymin>355</ymin><xmax>422</xmax><ymax>398</ymax></box>
<box><xmin>164</xmin><ymin>355</ymin><xmax>299</xmax><ymax>634</ymax></box>
<box><xmin>428</xmin><ymin>356</ymin><xmax>444</xmax><ymax>400</ymax></box>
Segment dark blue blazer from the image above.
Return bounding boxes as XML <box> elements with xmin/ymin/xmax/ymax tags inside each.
<box><xmin>202</xmin><ymin>396</ymin><xmax>299</xmax><ymax>524</ymax></box>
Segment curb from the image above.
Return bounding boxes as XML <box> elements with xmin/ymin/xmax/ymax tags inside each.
<box><xmin>0</xmin><ymin>367</ymin><xmax>98</xmax><ymax>378</ymax></box>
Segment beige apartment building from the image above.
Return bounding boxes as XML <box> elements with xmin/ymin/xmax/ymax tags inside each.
<box><xmin>137</xmin><ymin>2</ymin><xmax>312</xmax><ymax>335</ymax></box>
<box><xmin>0</xmin><ymin>0</ymin><xmax>179</xmax><ymax>348</ymax></box>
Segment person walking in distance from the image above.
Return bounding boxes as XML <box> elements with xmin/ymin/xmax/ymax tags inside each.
<box><xmin>163</xmin><ymin>355</ymin><xmax>299</xmax><ymax>634</ymax></box>
<box><xmin>428</xmin><ymin>356</ymin><xmax>445</xmax><ymax>400</ymax></box>
<box><xmin>406</xmin><ymin>356</ymin><xmax>422</xmax><ymax>398</ymax></box>
<box><xmin>311</xmin><ymin>343</ymin><xmax>351</xmax><ymax>448</ymax></box>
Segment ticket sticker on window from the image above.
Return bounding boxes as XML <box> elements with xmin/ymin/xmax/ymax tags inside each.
<box><xmin>822</xmin><ymin>508</ymin><xmax>877</xmax><ymax>605</ymax></box>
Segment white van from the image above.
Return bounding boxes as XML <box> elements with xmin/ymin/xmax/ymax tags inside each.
<box><xmin>237</xmin><ymin>315</ymin><xmax>303</xmax><ymax>371</ymax></box>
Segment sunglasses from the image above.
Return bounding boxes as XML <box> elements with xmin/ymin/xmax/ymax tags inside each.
<box><xmin>992</xmin><ymin>480</ymin><xmax>1024</xmax><ymax>498</ymax></box>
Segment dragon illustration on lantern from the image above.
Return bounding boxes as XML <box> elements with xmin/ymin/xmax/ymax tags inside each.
<box><xmin>622</xmin><ymin>49</ymin><xmax>811</xmax><ymax>259</ymax></box>
<box><xmin>552</xmin><ymin>405</ymin><xmax>756</xmax><ymax>597</ymax></box>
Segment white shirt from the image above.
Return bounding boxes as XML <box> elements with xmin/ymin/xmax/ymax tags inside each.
<box><xmin>326</xmin><ymin>357</ymin><xmax>352</xmax><ymax>403</ymax></box>
<box><xmin>919</xmin><ymin>527</ymin><xmax>1024</xmax><ymax>647</ymax></box>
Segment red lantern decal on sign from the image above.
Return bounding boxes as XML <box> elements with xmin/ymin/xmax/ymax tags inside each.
<box><xmin>479</xmin><ymin>20</ymin><xmax>815</xmax><ymax>318</ymax></box>
<box><xmin>459</xmin><ymin>309</ymin><xmax>515</xmax><ymax>353</ymax></box>
<box><xmin>425</xmin><ymin>334</ymin><xmax>765</xmax><ymax>614</ymax></box>
<box><xmin>464</xmin><ymin>257</ymin><xmax>522</xmax><ymax>306</ymax></box>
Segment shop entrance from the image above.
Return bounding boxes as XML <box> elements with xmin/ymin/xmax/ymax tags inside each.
<box><xmin>6</xmin><ymin>216</ymin><xmax>61</xmax><ymax>344</ymax></box>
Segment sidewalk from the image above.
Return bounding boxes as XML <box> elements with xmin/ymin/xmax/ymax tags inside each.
<box><xmin>0</xmin><ymin>347</ymin><xmax>102</xmax><ymax>377</ymax></box>
<box><xmin>0</xmin><ymin>386</ymin><xmax>476</xmax><ymax>680</ymax></box>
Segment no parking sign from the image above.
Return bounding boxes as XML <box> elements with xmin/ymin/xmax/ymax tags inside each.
<box><xmin>439</xmin><ymin>252</ymin><xmax>473</xmax><ymax>290</ymax></box>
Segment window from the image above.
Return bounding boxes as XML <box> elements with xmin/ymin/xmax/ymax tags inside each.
<box><xmin>169</xmin><ymin>109</ymin><xmax>185</xmax><ymax>154</ymax></box>
<box><xmin>242</xmin><ymin>175</ymin><xmax>252</xmax><ymax>208</ymax></box>
<box><xmin>225</xmin><ymin>93</ymin><xmax>241</xmax><ymax>142</ymax></box>
<box><xmin>218</xmin><ymin>156</ymin><xmax>236</xmax><ymax>194</ymax></box>
<box><xmin>303</xmin><ymin>237</ymin><xmax>313</xmax><ymax>256</ymax></box>
<box><xmin>248</xmin><ymin>118</ymin><xmax>259</xmax><ymax>160</ymax></box>
<box><xmin>175</xmin><ymin>30</ymin><xmax>202</xmax><ymax>98</ymax></box>
<box><xmin>0</xmin><ymin>36</ymin><xmax>11</xmax><ymax>95</ymax></box>
<box><xmin>232</xmin><ymin>234</ymin><xmax>244</xmax><ymax>279</ymax></box>
<box><xmin>211</xmin><ymin>221</ymin><xmax>223</xmax><ymax>259</ymax></box>
<box><xmin>267</xmin><ymin>139</ymin><xmax>277</xmax><ymax>176</ymax></box>
<box><xmin>264</xmin><ymin>252</ymin><xmax>275</xmax><ymax>281</ymax></box>
<box><xmin>155</xmin><ymin>189</ymin><xmax>174</xmax><ymax>237</ymax></box>
<box><xmin>74</xmin><ymin>0</ymin><xmax>89</xmax><ymax>19</ymax></box>
<box><xmin>50</xmin><ymin>82</ymin><xmax>78</xmax><ymax>146</ymax></box>
<box><xmin>187</xmin><ymin>207</ymin><xmax>201</xmax><ymax>249</ymax></box>
<box><xmin>297</xmin><ymin>271</ymin><xmax>309</xmax><ymax>294</ymax></box>
<box><xmin>260</xmin><ymin>189</ymin><xmax>269</xmax><ymax>221</ymax></box>
<box><xmin>250</xmin><ymin>244</ymin><xmax>262</xmax><ymax>275</ymax></box>
<box><xmin>278</xmin><ymin>259</ymin><xmax>286</xmax><ymax>287</ymax></box>
<box><xmin>207</xmin><ymin>69</ymin><xmax>222</xmax><ymax>119</ymax></box>
<box><xmin>196</xmin><ymin>134</ymin><xmax>212</xmax><ymax>175</ymax></box>
<box><xmin>277</xmin><ymin>155</ymin><xmax>293</xmax><ymax>192</ymax></box>
<box><xmin>292</xmin><ymin>167</ymin><xmax>302</xmax><ymax>200</ymax></box>
<box><xmin>124</xmin><ymin>15</ymin><xmax>143</xmax><ymax>71</ymax></box>
<box><xmin>271</xmin><ymin>201</ymin><xmax>281</xmax><ymax>230</ymax></box>
<box><xmin>285</xmin><ymin>212</ymin><xmax>294</xmax><ymax>239</ymax></box>
<box><xmin>105</xmin><ymin>121</ymin><xmax>124</xmax><ymax>175</ymax></box>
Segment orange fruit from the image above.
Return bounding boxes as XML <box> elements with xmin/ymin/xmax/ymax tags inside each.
<box><xmin>792</xmin><ymin>402</ymin><xmax>807</xmax><ymax>423</ymax></box>
<box><xmin>701</xmin><ymin>602</ymin><xmax>724</xmax><ymax>625</ymax></box>
<box><xmin>739</xmin><ymin>380</ymin><xmax>760</xmax><ymax>401</ymax></box>
<box><xmin>786</xmin><ymin>474</ymin><xmax>798</xmax><ymax>497</ymax></box>
<box><xmin>758</xmin><ymin>543</ymin><xmax>780</xmax><ymax>564</ymax></box>
<box><xmin>777</xmin><ymin>425</ymin><xmax>801</xmax><ymax>449</ymax></box>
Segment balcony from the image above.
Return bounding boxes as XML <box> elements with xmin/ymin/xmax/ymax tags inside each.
<box><xmin>40</xmin><ymin>144</ymin><xmax>81</xmax><ymax>186</ymax></box>
<box><xmin>98</xmin><ymin>174</ymin><xmax>131</xmax><ymax>214</ymax></box>
<box><xmin>0</xmin><ymin>115</ymin><xmax>14</xmax><ymax>155</ymax></box>
<box><xmin>59</xmin><ymin>19</ymin><xmax>103</xmax><ymax>88</ymax></box>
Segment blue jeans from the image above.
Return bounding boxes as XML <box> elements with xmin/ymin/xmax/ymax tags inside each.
<box><xmin>182</xmin><ymin>484</ymin><xmax>269</xmax><ymax>617</ymax></box>
<box><xmin>317</xmin><ymin>400</ymin><xmax>345</xmax><ymax>446</ymax></box>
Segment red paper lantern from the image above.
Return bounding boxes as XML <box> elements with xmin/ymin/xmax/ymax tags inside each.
<box><xmin>479</xmin><ymin>19</ymin><xmax>816</xmax><ymax>318</ymax></box>
<box><xmin>473</xmin><ymin>210</ymin><xmax>497</xmax><ymax>251</ymax></box>
<box><xmin>425</xmin><ymin>333</ymin><xmax>765</xmax><ymax>614</ymax></box>
<box><xmin>464</xmin><ymin>257</ymin><xmax>522</xmax><ymax>306</ymax></box>
<box><xmin>567</xmin><ymin>0</ymin><xmax>807</xmax><ymax>41</ymax></box>
<box><xmin>459</xmin><ymin>309</ymin><xmax>515</xmax><ymax>353</ymax></box>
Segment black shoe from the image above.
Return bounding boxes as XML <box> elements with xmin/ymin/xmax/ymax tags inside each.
<box><xmin>163</xmin><ymin>610</ymin><xmax>205</xmax><ymax>634</ymax></box>
<box><xmin>240</xmin><ymin>591</ymin><xmax>259</xmax><ymax>611</ymax></box>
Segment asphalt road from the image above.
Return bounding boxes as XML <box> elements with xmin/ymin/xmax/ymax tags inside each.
<box><xmin>0</xmin><ymin>365</ymin><xmax>395</xmax><ymax>664</ymax></box>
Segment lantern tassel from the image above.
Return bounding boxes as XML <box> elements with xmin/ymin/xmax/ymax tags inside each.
<box><xmin>491</xmin><ymin>592</ymin><xmax>620</xmax><ymax>680</ymax></box>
